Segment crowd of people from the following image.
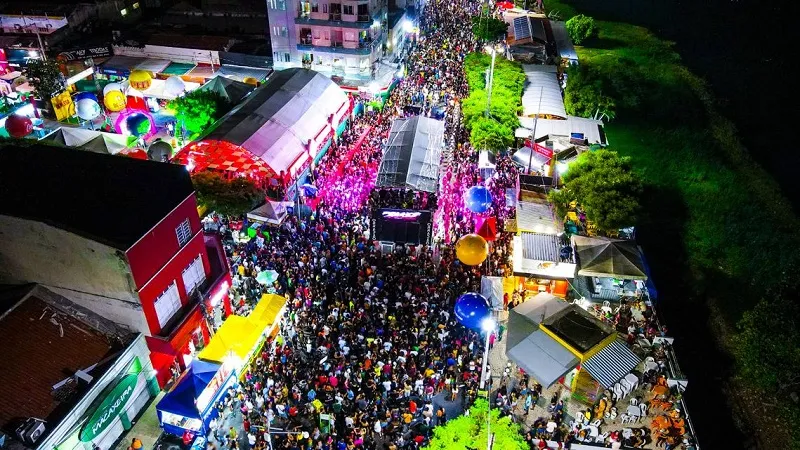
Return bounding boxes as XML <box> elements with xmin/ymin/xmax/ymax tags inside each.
<box><xmin>369</xmin><ymin>188</ymin><xmax>437</xmax><ymax>211</ymax></box>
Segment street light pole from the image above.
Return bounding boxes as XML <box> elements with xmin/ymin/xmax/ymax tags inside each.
<box><xmin>484</xmin><ymin>48</ymin><xmax>497</xmax><ymax>118</ymax></box>
<box><xmin>526</xmin><ymin>86</ymin><xmax>544</xmax><ymax>174</ymax></box>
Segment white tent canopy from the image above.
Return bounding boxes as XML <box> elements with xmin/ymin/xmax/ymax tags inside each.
<box><xmin>247</xmin><ymin>200</ymin><xmax>288</xmax><ymax>227</ymax></box>
<box><xmin>517</xmin><ymin>115</ymin><xmax>605</xmax><ymax>145</ymax></box>
<box><xmin>521</xmin><ymin>65</ymin><xmax>567</xmax><ymax>119</ymax></box>
<box><xmin>203</xmin><ymin>68</ymin><xmax>348</xmax><ymax>178</ymax></box>
<box><xmin>376</xmin><ymin>116</ymin><xmax>445</xmax><ymax>193</ymax></box>
<box><xmin>41</xmin><ymin>128</ymin><xmax>134</xmax><ymax>155</ymax></box>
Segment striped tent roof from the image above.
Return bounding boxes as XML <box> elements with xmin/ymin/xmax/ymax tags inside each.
<box><xmin>582</xmin><ymin>339</ymin><xmax>641</xmax><ymax>388</ymax></box>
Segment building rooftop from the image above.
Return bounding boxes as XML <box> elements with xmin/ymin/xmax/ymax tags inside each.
<box><xmin>543</xmin><ymin>307</ymin><xmax>614</xmax><ymax>353</ymax></box>
<box><xmin>147</xmin><ymin>34</ymin><xmax>234</xmax><ymax>51</ymax></box>
<box><xmin>0</xmin><ymin>289</ymin><xmax>115</xmax><ymax>434</ymax></box>
<box><xmin>0</xmin><ymin>144</ymin><xmax>195</xmax><ymax>250</ymax></box>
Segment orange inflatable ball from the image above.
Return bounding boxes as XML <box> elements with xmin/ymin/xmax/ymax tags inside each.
<box><xmin>104</xmin><ymin>90</ymin><xmax>127</xmax><ymax>112</ymax></box>
<box><xmin>242</xmin><ymin>76</ymin><xmax>259</xmax><ymax>86</ymax></box>
<box><xmin>128</xmin><ymin>70</ymin><xmax>152</xmax><ymax>91</ymax></box>
<box><xmin>455</xmin><ymin>233</ymin><xmax>488</xmax><ymax>266</ymax></box>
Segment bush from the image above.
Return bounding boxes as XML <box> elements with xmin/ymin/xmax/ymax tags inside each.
<box><xmin>471</xmin><ymin>16</ymin><xmax>509</xmax><ymax>42</ymax></box>
<box><xmin>168</xmin><ymin>89</ymin><xmax>231</xmax><ymax>135</ymax></box>
<box><xmin>566</xmin><ymin>14</ymin><xmax>597</xmax><ymax>45</ymax></box>
<box><xmin>191</xmin><ymin>171</ymin><xmax>262</xmax><ymax>217</ymax></box>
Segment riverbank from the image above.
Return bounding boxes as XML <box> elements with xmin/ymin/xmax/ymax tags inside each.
<box><xmin>545</xmin><ymin>0</ymin><xmax>800</xmax><ymax>447</ymax></box>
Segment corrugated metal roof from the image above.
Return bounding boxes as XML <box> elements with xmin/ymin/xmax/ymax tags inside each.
<box><xmin>518</xmin><ymin>115</ymin><xmax>605</xmax><ymax>145</ymax></box>
<box><xmin>521</xmin><ymin>232</ymin><xmax>561</xmax><ymax>261</ymax></box>
<box><xmin>582</xmin><ymin>339</ymin><xmax>641</xmax><ymax>388</ymax></box>
<box><xmin>507</xmin><ymin>330</ymin><xmax>579</xmax><ymax>387</ymax></box>
<box><xmin>516</xmin><ymin>200</ymin><xmax>559</xmax><ymax>234</ymax></box>
<box><xmin>521</xmin><ymin>65</ymin><xmax>566</xmax><ymax>119</ymax></box>
<box><xmin>551</xmin><ymin>21</ymin><xmax>578</xmax><ymax>62</ymax></box>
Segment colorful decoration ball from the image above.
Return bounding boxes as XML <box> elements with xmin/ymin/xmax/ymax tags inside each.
<box><xmin>74</xmin><ymin>91</ymin><xmax>98</xmax><ymax>103</ymax></box>
<box><xmin>104</xmin><ymin>90</ymin><xmax>127</xmax><ymax>112</ymax></box>
<box><xmin>242</xmin><ymin>76</ymin><xmax>259</xmax><ymax>86</ymax></box>
<box><xmin>76</xmin><ymin>98</ymin><xmax>102</xmax><ymax>121</ymax></box>
<box><xmin>125</xmin><ymin>113</ymin><xmax>152</xmax><ymax>137</ymax></box>
<box><xmin>455</xmin><ymin>233</ymin><xmax>489</xmax><ymax>266</ymax></box>
<box><xmin>164</xmin><ymin>76</ymin><xmax>186</xmax><ymax>97</ymax></box>
<box><xmin>464</xmin><ymin>185</ymin><xmax>493</xmax><ymax>214</ymax></box>
<box><xmin>4</xmin><ymin>114</ymin><xmax>33</xmax><ymax>138</ymax></box>
<box><xmin>128</xmin><ymin>70</ymin><xmax>152</xmax><ymax>91</ymax></box>
<box><xmin>103</xmin><ymin>82</ymin><xmax>123</xmax><ymax>96</ymax></box>
<box><xmin>454</xmin><ymin>292</ymin><xmax>491</xmax><ymax>331</ymax></box>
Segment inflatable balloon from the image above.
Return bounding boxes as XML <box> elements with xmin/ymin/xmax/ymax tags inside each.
<box><xmin>128</xmin><ymin>70</ymin><xmax>152</xmax><ymax>91</ymax></box>
<box><xmin>164</xmin><ymin>76</ymin><xmax>186</xmax><ymax>97</ymax></box>
<box><xmin>147</xmin><ymin>140</ymin><xmax>173</xmax><ymax>162</ymax></box>
<box><xmin>464</xmin><ymin>185</ymin><xmax>493</xmax><ymax>214</ymax></box>
<box><xmin>4</xmin><ymin>114</ymin><xmax>33</xmax><ymax>138</ymax></box>
<box><xmin>103</xmin><ymin>82</ymin><xmax>123</xmax><ymax>96</ymax></box>
<box><xmin>125</xmin><ymin>112</ymin><xmax>152</xmax><ymax>137</ymax></box>
<box><xmin>104</xmin><ymin>90</ymin><xmax>127</xmax><ymax>112</ymax></box>
<box><xmin>455</xmin><ymin>233</ymin><xmax>488</xmax><ymax>266</ymax></box>
<box><xmin>74</xmin><ymin>91</ymin><xmax>98</xmax><ymax>103</ymax></box>
<box><xmin>76</xmin><ymin>98</ymin><xmax>102</xmax><ymax>121</ymax></box>
<box><xmin>242</xmin><ymin>76</ymin><xmax>259</xmax><ymax>86</ymax></box>
<box><xmin>454</xmin><ymin>292</ymin><xmax>491</xmax><ymax>331</ymax></box>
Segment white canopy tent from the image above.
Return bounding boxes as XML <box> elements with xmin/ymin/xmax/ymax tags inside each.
<box><xmin>521</xmin><ymin>65</ymin><xmax>567</xmax><ymax>119</ymax></box>
<box><xmin>202</xmin><ymin>68</ymin><xmax>348</xmax><ymax>178</ymax></box>
<box><xmin>517</xmin><ymin>115</ymin><xmax>606</xmax><ymax>145</ymax></box>
<box><xmin>376</xmin><ymin>116</ymin><xmax>445</xmax><ymax>193</ymax></box>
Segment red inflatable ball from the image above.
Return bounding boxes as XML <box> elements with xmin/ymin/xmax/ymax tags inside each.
<box><xmin>5</xmin><ymin>114</ymin><xmax>33</xmax><ymax>138</ymax></box>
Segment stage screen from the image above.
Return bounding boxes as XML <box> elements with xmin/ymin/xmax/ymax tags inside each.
<box><xmin>371</xmin><ymin>208</ymin><xmax>432</xmax><ymax>245</ymax></box>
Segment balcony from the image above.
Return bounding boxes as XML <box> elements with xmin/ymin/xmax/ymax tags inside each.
<box><xmin>297</xmin><ymin>36</ymin><xmax>380</xmax><ymax>55</ymax></box>
<box><xmin>295</xmin><ymin>6</ymin><xmax>383</xmax><ymax>28</ymax></box>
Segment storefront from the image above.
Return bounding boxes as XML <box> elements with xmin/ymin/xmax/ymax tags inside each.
<box><xmin>156</xmin><ymin>359</ymin><xmax>236</xmax><ymax>437</ymax></box>
<box><xmin>45</xmin><ymin>335</ymin><xmax>160</xmax><ymax>450</ymax></box>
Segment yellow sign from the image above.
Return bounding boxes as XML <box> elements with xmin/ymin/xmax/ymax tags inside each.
<box><xmin>51</xmin><ymin>91</ymin><xmax>75</xmax><ymax>121</ymax></box>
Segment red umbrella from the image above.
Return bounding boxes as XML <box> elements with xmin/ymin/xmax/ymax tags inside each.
<box><xmin>497</xmin><ymin>1</ymin><xmax>514</xmax><ymax>9</ymax></box>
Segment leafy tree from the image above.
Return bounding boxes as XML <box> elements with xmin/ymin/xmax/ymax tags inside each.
<box><xmin>24</xmin><ymin>59</ymin><xmax>64</xmax><ymax>100</ymax></box>
<box><xmin>191</xmin><ymin>170</ymin><xmax>262</xmax><ymax>217</ymax></box>
<box><xmin>424</xmin><ymin>399</ymin><xmax>528</xmax><ymax>450</ymax></box>
<box><xmin>471</xmin><ymin>16</ymin><xmax>509</xmax><ymax>42</ymax></box>
<box><xmin>168</xmin><ymin>89</ymin><xmax>231</xmax><ymax>135</ymax></box>
<box><xmin>733</xmin><ymin>295</ymin><xmax>800</xmax><ymax>396</ymax></box>
<box><xmin>548</xmin><ymin>149</ymin><xmax>642</xmax><ymax>232</ymax></box>
<box><xmin>470</xmin><ymin>118</ymin><xmax>514</xmax><ymax>152</ymax></box>
<box><xmin>564</xmin><ymin>64</ymin><xmax>616</xmax><ymax>121</ymax></box>
<box><xmin>565</xmin><ymin>14</ymin><xmax>597</xmax><ymax>45</ymax></box>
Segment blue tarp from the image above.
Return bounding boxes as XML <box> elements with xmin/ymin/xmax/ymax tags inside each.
<box><xmin>156</xmin><ymin>360</ymin><xmax>221</xmax><ymax>419</ymax></box>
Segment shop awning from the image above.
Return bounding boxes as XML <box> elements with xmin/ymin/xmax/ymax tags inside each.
<box><xmin>217</xmin><ymin>65</ymin><xmax>271</xmax><ymax>82</ymax></box>
<box><xmin>157</xmin><ymin>360</ymin><xmax>221</xmax><ymax>418</ymax></box>
<box><xmin>135</xmin><ymin>58</ymin><xmax>172</xmax><ymax>74</ymax></box>
<box><xmin>507</xmin><ymin>293</ymin><xmax>568</xmax><ymax>349</ymax></box>
<box><xmin>99</xmin><ymin>55</ymin><xmax>147</xmax><ymax>76</ymax></box>
<box><xmin>581</xmin><ymin>339</ymin><xmax>641</xmax><ymax>388</ymax></box>
<box><xmin>507</xmin><ymin>330</ymin><xmax>579</xmax><ymax>388</ymax></box>
<box><xmin>198</xmin><ymin>315</ymin><xmax>262</xmax><ymax>363</ymax></box>
<box><xmin>248</xmin><ymin>294</ymin><xmax>286</xmax><ymax>330</ymax></box>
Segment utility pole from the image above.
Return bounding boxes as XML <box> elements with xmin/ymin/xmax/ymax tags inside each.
<box><xmin>526</xmin><ymin>86</ymin><xmax>543</xmax><ymax>174</ymax></box>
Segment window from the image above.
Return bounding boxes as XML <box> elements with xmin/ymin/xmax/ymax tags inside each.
<box><xmin>120</xmin><ymin>8</ymin><xmax>128</xmax><ymax>16</ymax></box>
<box><xmin>343</xmin><ymin>4</ymin><xmax>353</xmax><ymax>14</ymax></box>
<box><xmin>276</xmin><ymin>0</ymin><xmax>287</xmax><ymax>9</ymax></box>
<box><xmin>311</xmin><ymin>2</ymin><xmax>318</xmax><ymax>11</ymax></box>
<box><xmin>133</xmin><ymin>2</ymin><xmax>140</xmax><ymax>8</ymax></box>
<box><xmin>182</xmin><ymin>256</ymin><xmax>206</xmax><ymax>294</ymax></box>
<box><xmin>273</xmin><ymin>51</ymin><xmax>280</xmax><ymax>60</ymax></box>
<box><xmin>154</xmin><ymin>282</ymin><xmax>181</xmax><ymax>328</ymax></box>
<box><xmin>176</xmin><ymin>219</ymin><xmax>191</xmax><ymax>247</ymax></box>
<box><xmin>284</xmin><ymin>53</ymin><xmax>291</xmax><ymax>62</ymax></box>
<box><xmin>322</xmin><ymin>3</ymin><xmax>327</xmax><ymax>12</ymax></box>
<box><xmin>280</xmin><ymin>26</ymin><xmax>288</xmax><ymax>37</ymax></box>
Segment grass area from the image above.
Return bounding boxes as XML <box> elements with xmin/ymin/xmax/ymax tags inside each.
<box><xmin>545</xmin><ymin>0</ymin><xmax>800</xmax><ymax>446</ymax></box>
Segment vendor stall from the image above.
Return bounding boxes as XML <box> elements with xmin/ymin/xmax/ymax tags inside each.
<box><xmin>156</xmin><ymin>359</ymin><xmax>235</xmax><ymax>437</ymax></box>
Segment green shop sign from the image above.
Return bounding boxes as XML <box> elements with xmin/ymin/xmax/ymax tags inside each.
<box><xmin>79</xmin><ymin>357</ymin><xmax>143</xmax><ymax>442</ymax></box>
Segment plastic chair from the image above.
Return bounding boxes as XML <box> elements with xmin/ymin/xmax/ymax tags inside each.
<box><xmin>595</xmin><ymin>431</ymin><xmax>609</xmax><ymax>443</ymax></box>
<box><xmin>619</xmin><ymin>414</ymin><xmax>631</xmax><ymax>424</ymax></box>
<box><xmin>591</xmin><ymin>419</ymin><xmax>602</xmax><ymax>427</ymax></box>
<box><xmin>629</xmin><ymin>397</ymin><xmax>639</xmax><ymax>406</ymax></box>
<box><xmin>601</xmin><ymin>301</ymin><xmax>612</xmax><ymax>314</ymax></box>
<box><xmin>624</xmin><ymin>373</ymin><xmax>640</xmax><ymax>392</ymax></box>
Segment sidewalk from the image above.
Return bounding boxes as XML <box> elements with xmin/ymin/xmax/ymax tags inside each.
<box><xmin>115</xmin><ymin>392</ymin><xmax>165</xmax><ymax>450</ymax></box>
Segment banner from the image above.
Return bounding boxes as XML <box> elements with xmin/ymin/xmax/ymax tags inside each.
<box><xmin>59</xmin><ymin>45</ymin><xmax>112</xmax><ymax>61</ymax></box>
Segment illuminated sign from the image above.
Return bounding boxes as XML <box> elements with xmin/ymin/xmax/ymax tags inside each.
<box><xmin>195</xmin><ymin>362</ymin><xmax>232</xmax><ymax>413</ymax></box>
<box><xmin>80</xmin><ymin>375</ymin><xmax>138</xmax><ymax>441</ymax></box>
<box><xmin>381</xmin><ymin>211</ymin><xmax>421</xmax><ymax>221</ymax></box>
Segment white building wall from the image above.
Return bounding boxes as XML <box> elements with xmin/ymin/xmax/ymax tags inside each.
<box><xmin>0</xmin><ymin>215</ymin><xmax>148</xmax><ymax>335</ymax></box>
<box><xmin>268</xmin><ymin>0</ymin><xmax>301</xmax><ymax>69</ymax></box>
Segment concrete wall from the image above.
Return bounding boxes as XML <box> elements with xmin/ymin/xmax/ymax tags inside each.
<box><xmin>0</xmin><ymin>215</ymin><xmax>148</xmax><ymax>333</ymax></box>
<box><xmin>268</xmin><ymin>0</ymin><xmax>301</xmax><ymax>69</ymax></box>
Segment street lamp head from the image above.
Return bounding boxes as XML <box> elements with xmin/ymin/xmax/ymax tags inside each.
<box><xmin>481</xmin><ymin>317</ymin><xmax>495</xmax><ymax>332</ymax></box>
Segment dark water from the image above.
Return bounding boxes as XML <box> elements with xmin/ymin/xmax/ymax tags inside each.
<box><xmin>560</xmin><ymin>0</ymin><xmax>795</xmax><ymax>447</ymax></box>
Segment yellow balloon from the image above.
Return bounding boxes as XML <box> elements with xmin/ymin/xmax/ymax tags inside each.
<box><xmin>129</xmin><ymin>70</ymin><xmax>152</xmax><ymax>91</ymax></box>
<box><xmin>456</xmin><ymin>234</ymin><xmax>488</xmax><ymax>266</ymax></box>
<box><xmin>104</xmin><ymin>90</ymin><xmax>127</xmax><ymax>112</ymax></box>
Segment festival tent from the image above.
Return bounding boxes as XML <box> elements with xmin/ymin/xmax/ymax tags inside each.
<box><xmin>41</xmin><ymin>128</ymin><xmax>136</xmax><ymax>155</ymax></box>
<box><xmin>198</xmin><ymin>76</ymin><xmax>255</xmax><ymax>105</ymax></box>
<box><xmin>376</xmin><ymin>115</ymin><xmax>445</xmax><ymax>193</ymax></box>
<box><xmin>507</xmin><ymin>292</ymin><xmax>568</xmax><ymax>349</ymax></box>
<box><xmin>572</xmin><ymin>235</ymin><xmax>648</xmax><ymax>280</ymax></box>
<box><xmin>521</xmin><ymin>65</ymin><xmax>567</xmax><ymax>119</ymax></box>
<box><xmin>247</xmin><ymin>200</ymin><xmax>288</xmax><ymax>227</ymax></box>
<box><xmin>516</xmin><ymin>116</ymin><xmax>605</xmax><ymax>145</ymax></box>
<box><xmin>248</xmin><ymin>294</ymin><xmax>287</xmax><ymax>330</ymax></box>
<box><xmin>156</xmin><ymin>359</ymin><xmax>221</xmax><ymax>420</ymax></box>
<box><xmin>507</xmin><ymin>330</ymin><xmax>579</xmax><ymax>388</ymax></box>
<box><xmin>197</xmin><ymin>315</ymin><xmax>262</xmax><ymax>363</ymax></box>
<box><xmin>200</xmin><ymin>69</ymin><xmax>348</xmax><ymax>180</ymax></box>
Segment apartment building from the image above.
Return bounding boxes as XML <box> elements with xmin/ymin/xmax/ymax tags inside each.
<box><xmin>267</xmin><ymin>0</ymin><xmax>387</xmax><ymax>81</ymax></box>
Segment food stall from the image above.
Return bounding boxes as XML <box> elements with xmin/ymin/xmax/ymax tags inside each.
<box><xmin>156</xmin><ymin>359</ymin><xmax>236</xmax><ymax>437</ymax></box>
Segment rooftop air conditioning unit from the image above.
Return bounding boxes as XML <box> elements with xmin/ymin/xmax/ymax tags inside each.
<box><xmin>16</xmin><ymin>418</ymin><xmax>46</xmax><ymax>445</ymax></box>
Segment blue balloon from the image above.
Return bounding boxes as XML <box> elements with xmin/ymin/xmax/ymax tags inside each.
<box><xmin>455</xmin><ymin>292</ymin><xmax>491</xmax><ymax>331</ymax></box>
<box><xmin>464</xmin><ymin>186</ymin><xmax>493</xmax><ymax>214</ymax></box>
<box><xmin>125</xmin><ymin>113</ymin><xmax>152</xmax><ymax>137</ymax></box>
<box><xmin>74</xmin><ymin>91</ymin><xmax>98</xmax><ymax>103</ymax></box>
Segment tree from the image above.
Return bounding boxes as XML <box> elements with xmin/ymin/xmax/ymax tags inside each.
<box><xmin>424</xmin><ymin>399</ymin><xmax>528</xmax><ymax>450</ymax></box>
<box><xmin>470</xmin><ymin>118</ymin><xmax>514</xmax><ymax>152</ymax></box>
<box><xmin>564</xmin><ymin>64</ymin><xmax>616</xmax><ymax>121</ymax></box>
<box><xmin>24</xmin><ymin>59</ymin><xmax>64</xmax><ymax>100</ymax></box>
<box><xmin>168</xmin><ymin>89</ymin><xmax>231</xmax><ymax>135</ymax></box>
<box><xmin>565</xmin><ymin>14</ymin><xmax>597</xmax><ymax>45</ymax></box>
<box><xmin>191</xmin><ymin>171</ymin><xmax>262</xmax><ymax>217</ymax></box>
<box><xmin>548</xmin><ymin>149</ymin><xmax>642</xmax><ymax>232</ymax></box>
<box><xmin>471</xmin><ymin>16</ymin><xmax>509</xmax><ymax>42</ymax></box>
